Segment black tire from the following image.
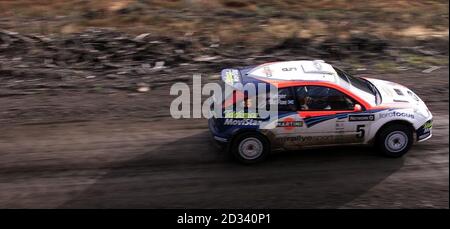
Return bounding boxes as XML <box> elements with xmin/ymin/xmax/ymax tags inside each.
<box><xmin>231</xmin><ymin>132</ymin><xmax>269</xmax><ymax>164</ymax></box>
<box><xmin>376</xmin><ymin>124</ymin><xmax>413</xmax><ymax>157</ymax></box>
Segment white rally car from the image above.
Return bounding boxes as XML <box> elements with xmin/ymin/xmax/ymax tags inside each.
<box><xmin>208</xmin><ymin>60</ymin><xmax>433</xmax><ymax>163</ymax></box>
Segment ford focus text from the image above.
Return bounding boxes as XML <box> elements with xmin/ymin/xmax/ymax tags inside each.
<box><xmin>208</xmin><ymin>60</ymin><xmax>433</xmax><ymax>163</ymax></box>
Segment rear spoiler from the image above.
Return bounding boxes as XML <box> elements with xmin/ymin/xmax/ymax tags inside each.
<box><xmin>221</xmin><ymin>69</ymin><xmax>241</xmax><ymax>86</ymax></box>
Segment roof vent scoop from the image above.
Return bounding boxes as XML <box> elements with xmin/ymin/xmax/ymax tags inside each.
<box><xmin>301</xmin><ymin>60</ymin><xmax>334</xmax><ymax>74</ymax></box>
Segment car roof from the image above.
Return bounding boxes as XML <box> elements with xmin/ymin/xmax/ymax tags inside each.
<box><xmin>242</xmin><ymin>60</ymin><xmax>338</xmax><ymax>83</ymax></box>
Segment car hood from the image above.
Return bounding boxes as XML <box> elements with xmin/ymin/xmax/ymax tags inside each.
<box><xmin>365</xmin><ymin>78</ymin><xmax>431</xmax><ymax>115</ymax></box>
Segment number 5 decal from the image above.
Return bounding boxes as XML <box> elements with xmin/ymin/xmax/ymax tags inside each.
<box><xmin>356</xmin><ymin>125</ymin><xmax>365</xmax><ymax>138</ymax></box>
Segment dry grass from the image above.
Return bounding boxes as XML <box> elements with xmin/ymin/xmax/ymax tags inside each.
<box><xmin>0</xmin><ymin>0</ymin><xmax>448</xmax><ymax>46</ymax></box>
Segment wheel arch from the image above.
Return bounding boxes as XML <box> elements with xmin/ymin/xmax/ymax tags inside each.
<box><xmin>373</xmin><ymin>119</ymin><xmax>416</xmax><ymax>143</ymax></box>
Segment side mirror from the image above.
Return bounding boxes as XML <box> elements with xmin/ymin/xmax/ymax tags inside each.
<box><xmin>354</xmin><ymin>104</ymin><xmax>362</xmax><ymax>111</ymax></box>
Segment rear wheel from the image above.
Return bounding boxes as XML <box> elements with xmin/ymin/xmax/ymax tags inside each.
<box><xmin>377</xmin><ymin>124</ymin><xmax>413</xmax><ymax>157</ymax></box>
<box><xmin>231</xmin><ymin>133</ymin><xmax>269</xmax><ymax>164</ymax></box>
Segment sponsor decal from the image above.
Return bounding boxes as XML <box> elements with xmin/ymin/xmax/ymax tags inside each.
<box><xmin>348</xmin><ymin>114</ymin><xmax>375</xmax><ymax>121</ymax></box>
<box><xmin>224</xmin><ymin>111</ymin><xmax>259</xmax><ymax>119</ymax></box>
<box><xmin>417</xmin><ymin>120</ymin><xmax>433</xmax><ymax>140</ymax></box>
<box><xmin>224</xmin><ymin>118</ymin><xmax>261</xmax><ymax>126</ymax></box>
<box><xmin>282</xmin><ymin>67</ymin><xmax>297</xmax><ymax>71</ymax></box>
<box><xmin>423</xmin><ymin>121</ymin><xmax>433</xmax><ymax>129</ymax></box>
<box><xmin>263</xmin><ymin>66</ymin><xmax>272</xmax><ymax>77</ymax></box>
<box><xmin>418</xmin><ymin>131</ymin><xmax>431</xmax><ymax>140</ymax></box>
<box><xmin>278</xmin><ymin>99</ymin><xmax>295</xmax><ymax>105</ymax></box>
<box><xmin>277</xmin><ymin>135</ymin><xmax>332</xmax><ymax>143</ymax></box>
<box><xmin>300</xmin><ymin>109</ymin><xmax>388</xmax><ymax>128</ymax></box>
<box><xmin>379</xmin><ymin>111</ymin><xmax>414</xmax><ymax>119</ymax></box>
<box><xmin>223</xmin><ymin>69</ymin><xmax>240</xmax><ymax>84</ymax></box>
<box><xmin>277</xmin><ymin>121</ymin><xmax>303</xmax><ymax>127</ymax></box>
<box><xmin>277</xmin><ymin>117</ymin><xmax>303</xmax><ymax>131</ymax></box>
<box><xmin>335</xmin><ymin>121</ymin><xmax>345</xmax><ymax>131</ymax></box>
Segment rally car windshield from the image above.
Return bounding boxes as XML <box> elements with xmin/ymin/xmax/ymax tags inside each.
<box><xmin>333</xmin><ymin>67</ymin><xmax>381</xmax><ymax>106</ymax></box>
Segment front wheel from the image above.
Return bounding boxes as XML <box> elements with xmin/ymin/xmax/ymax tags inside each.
<box><xmin>377</xmin><ymin>124</ymin><xmax>413</xmax><ymax>157</ymax></box>
<box><xmin>231</xmin><ymin>133</ymin><xmax>269</xmax><ymax>164</ymax></box>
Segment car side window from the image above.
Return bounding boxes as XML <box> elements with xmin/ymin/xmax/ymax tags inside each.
<box><xmin>275</xmin><ymin>88</ymin><xmax>297</xmax><ymax>111</ymax></box>
<box><xmin>295</xmin><ymin>86</ymin><xmax>355</xmax><ymax>111</ymax></box>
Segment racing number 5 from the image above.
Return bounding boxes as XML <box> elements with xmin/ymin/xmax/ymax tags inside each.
<box><xmin>356</xmin><ymin>125</ymin><xmax>365</xmax><ymax>139</ymax></box>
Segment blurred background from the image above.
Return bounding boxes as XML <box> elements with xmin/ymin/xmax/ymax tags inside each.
<box><xmin>1</xmin><ymin>0</ymin><xmax>448</xmax><ymax>75</ymax></box>
<box><xmin>0</xmin><ymin>0</ymin><xmax>448</xmax><ymax>208</ymax></box>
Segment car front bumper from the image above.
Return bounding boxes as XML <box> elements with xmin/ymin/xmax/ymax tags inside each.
<box><xmin>417</xmin><ymin>119</ymin><xmax>433</xmax><ymax>142</ymax></box>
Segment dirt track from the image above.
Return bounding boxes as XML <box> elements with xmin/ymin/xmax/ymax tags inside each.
<box><xmin>0</xmin><ymin>68</ymin><xmax>448</xmax><ymax>208</ymax></box>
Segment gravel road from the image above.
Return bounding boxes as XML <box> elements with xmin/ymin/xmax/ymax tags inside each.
<box><xmin>0</xmin><ymin>68</ymin><xmax>448</xmax><ymax>208</ymax></box>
